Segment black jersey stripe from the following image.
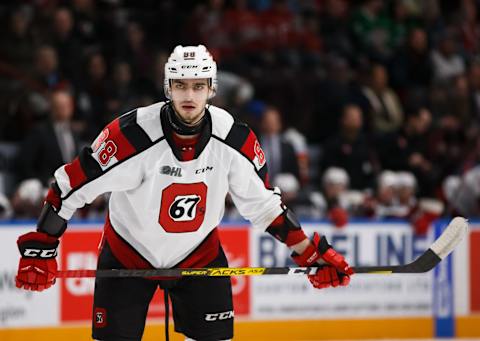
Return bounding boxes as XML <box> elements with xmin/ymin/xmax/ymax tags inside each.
<box><xmin>224</xmin><ymin>121</ymin><xmax>250</xmax><ymax>151</ymax></box>
<box><xmin>78</xmin><ymin>146</ymin><xmax>103</xmax><ymax>179</ymax></box>
<box><xmin>119</xmin><ymin>110</ymin><xmax>153</xmax><ymax>151</ymax></box>
<box><xmin>257</xmin><ymin>162</ymin><xmax>269</xmax><ymax>184</ymax></box>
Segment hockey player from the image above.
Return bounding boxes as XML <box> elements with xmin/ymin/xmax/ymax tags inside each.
<box><xmin>15</xmin><ymin>45</ymin><xmax>353</xmax><ymax>341</ymax></box>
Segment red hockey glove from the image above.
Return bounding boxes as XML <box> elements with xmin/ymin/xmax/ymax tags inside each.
<box><xmin>328</xmin><ymin>206</ymin><xmax>349</xmax><ymax>228</ymax></box>
<box><xmin>16</xmin><ymin>232</ymin><xmax>59</xmax><ymax>291</ymax></box>
<box><xmin>309</xmin><ymin>265</ymin><xmax>350</xmax><ymax>289</ymax></box>
<box><xmin>292</xmin><ymin>232</ymin><xmax>353</xmax><ymax>289</ymax></box>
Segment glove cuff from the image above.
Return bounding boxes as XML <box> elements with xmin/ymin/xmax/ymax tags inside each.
<box><xmin>18</xmin><ymin>232</ymin><xmax>59</xmax><ymax>259</ymax></box>
<box><xmin>291</xmin><ymin>232</ymin><xmax>322</xmax><ymax>266</ymax></box>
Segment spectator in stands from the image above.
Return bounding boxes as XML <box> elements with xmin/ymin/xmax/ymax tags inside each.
<box><xmin>431</xmin><ymin>28</ymin><xmax>466</xmax><ymax>85</ymax></box>
<box><xmin>469</xmin><ymin>60</ymin><xmax>480</xmax><ymax>119</ymax></box>
<box><xmin>351</xmin><ymin>0</ymin><xmax>391</xmax><ymax>61</ymax></box>
<box><xmin>0</xmin><ymin>6</ymin><xmax>35</xmax><ymax>71</ymax></box>
<box><xmin>443</xmin><ymin>166</ymin><xmax>480</xmax><ymax>217</ymax></box>
<box><xmin>390</xmin><ymin>27</ymin><xmax>433</xmax><ymax>96</ymax></box>
<box><xmin>185</xmin><ymin>0</ymin><xmax>232</xmax><ymax>62</ymax></box>
<box><xmin>361</xmin><ymin>63</ymin><xmax>404</xmax><ymax>134</ymax></box>
<box><xmin>149</xmin><ymin>50</ymin><xmax>169</xmax><ymax>101</ymax></box>
<box><xmin>76</xmin><ymin>51</ymin><xmax>110</xmax><ymax>140</ymax></box>
<box><xmin>376</xmin><ymin>106</ymin><xmax>436</xmax><ymax>196</ymax></box>
<box><xmin>258</xmin><ymin>106</ymin><xmax>300</xmax><ymax>186</ymax></box>
<box><xmin>428</xmin><ymin>112</ymin><xmax>468</xmax><ymax>182</ymax></box>
<box><xmin>311</xmin><ymin>56</ymin><xmax>364</xmax><ymax>143</ymax></box>
<box><xmin>50</xmin><ymin>7</ymin><xmax>82</xmax><ymax>80</ymax></box>
<box><xmin>105</xmin><ymin>61</ymin><xmax>138</xmax><ymax>119</ymax></box>
<box><xmin>321</xmin><ymin>104</ymin><xmax>377</xmax><ymax>190</ymax></box>
<box><xmin>10</xmin><ymin>178</ymin><xmax>45</xmax><ymax>218</ymax></box>
<box><xmin>319</xmin><ymin>0</ymin><xmax>354</xmax><ymax>59</ymax></box>
<box><xmin>16</xmin><ymin>89</ymin><xmax>81</xmax><ymax>186</ymax></box>
<box><xmin>370</xmin><ymin>170</ymin><xmax>400</xmax><ymax>218</ymax></box>
<box><xmin>396</xmin><ymin>171</ymin><xmax>418</xmax><ymax>214</ymax></box>
<box><xmin>33</xmin><ymin>45</ymin><xmax>69</xmax><ymax>91</ymax></box>
<box><xmin>321</xmin><ymin>167</ymin><xmax>350</xmax><ymax>227</ymax></box>
<box><xmin>459</xmin><ymin>0</ymin><xmax>479</xmax><ymax>57</ymax></box>
<box><xmin>118</xmin><ymin>21</ymin><xmax>154</xmax><ymax>79</ymax></box>
<box><xmin>211</xmin><ymin>70</ymin><xmax>254</xmax><ymax>112</ymax></box>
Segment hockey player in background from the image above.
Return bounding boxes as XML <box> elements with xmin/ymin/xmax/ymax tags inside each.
<box><xmin>15</xmin><ymin>45</ymin><xmax>353</xmax><ymax>341</ymax></box>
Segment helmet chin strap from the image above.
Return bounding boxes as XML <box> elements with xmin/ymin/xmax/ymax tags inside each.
<box><xmin>167</xmin><ymin>102</ymin><xmax>206</xmax><ymax>136</ymax></box>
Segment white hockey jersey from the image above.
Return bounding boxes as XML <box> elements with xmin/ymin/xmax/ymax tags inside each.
<box><xmin>53</xmin><ymin>102</ymin><xmax>283</xmax><ymax>268</ymax></box>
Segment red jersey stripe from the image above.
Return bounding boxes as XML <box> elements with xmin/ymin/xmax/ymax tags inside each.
<box><xmin>64</xmin><ymin>157</ymin><xmax>87</xmax><ymax>189</ymax></box>
<box><xmin>108</xmin><ymin>119</ymin><xmax>136</xmax><ymax>161</ymax></box>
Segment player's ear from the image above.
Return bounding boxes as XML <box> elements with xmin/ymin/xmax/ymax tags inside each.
<box><xmin>207</xmin><ymin>86</ymin><xmax>216</xmax><ymax>100</ymax></box>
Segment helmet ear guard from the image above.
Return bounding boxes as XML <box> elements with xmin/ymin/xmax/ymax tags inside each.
<box><xmin>164</xmin><ymin>45</ymin><xmax>217</xmax><ymax>100</ymax></box>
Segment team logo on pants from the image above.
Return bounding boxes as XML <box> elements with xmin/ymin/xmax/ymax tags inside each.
<box><xmin>205</xmin><ymin>310</ymin><xmax>234</xmax><ymax>321</ymax></box>
<box><xmin>94</xmin><ymin>307</ymin><xmax>107</xmax><ymax>328</ymax></box>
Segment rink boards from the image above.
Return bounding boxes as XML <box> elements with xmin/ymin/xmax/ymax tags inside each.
<box><xmin>0</xmin><ymin>220</ymin><xmax>479</xmax><ymax>340</ymax></box>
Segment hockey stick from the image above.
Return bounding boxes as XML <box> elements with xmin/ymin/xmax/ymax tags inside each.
<box><xmin>56</xmin><ymin>217</ymin><xmax>468</xmax><ymax>278</ymax></box>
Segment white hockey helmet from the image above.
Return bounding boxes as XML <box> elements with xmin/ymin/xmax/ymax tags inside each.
<box><xmin>164</xmin><ymin>45</ymin><xmax>217</xmax><ymax>99</ymax></box>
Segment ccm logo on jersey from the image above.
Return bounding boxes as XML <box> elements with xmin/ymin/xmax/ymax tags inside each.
<box><xmin>195</xmin><ymin>166</ymin><xmax>213</xmax><ymax>174</ymax></box>
<box><xmin>205</xmin><ymin>311</ymin><xmax>234</xmax><ymax>321</ymax></box>
<box><xmin>22</xmin><ymin>248</ymin><xmax>57</xmax><ymax>258</ymax></box>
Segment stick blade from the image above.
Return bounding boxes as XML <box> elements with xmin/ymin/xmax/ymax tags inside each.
<box><xmin>430</xmin><ymin>216</ymin><xmax>469</xmax><ymax>259</ymax></box>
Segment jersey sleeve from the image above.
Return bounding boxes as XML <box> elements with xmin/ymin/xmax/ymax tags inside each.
<box><xmin>53</xmin><ymin>109</ymin><xmax>155</xmax><ymax>220</ymax></box>
<box><xmin>225</xmin><ymin>123</ymin><xmax>284</xmax><ymax>230</ymax></box>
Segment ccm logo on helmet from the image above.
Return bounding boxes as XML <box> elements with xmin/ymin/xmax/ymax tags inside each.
<box><xmin>23</xmin><ymin>248</ymin><xmax>57</xmax><ymax>258</ymax></box>
<box><xmin>205</xmin><ymin>310</ymin><xmax>234</xmax><ymax>321</ymax></box>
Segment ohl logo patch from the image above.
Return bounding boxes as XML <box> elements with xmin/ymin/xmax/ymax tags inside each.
<box><xmin>161</xmin><ymin>165</ymin><xmax>183</xmax><ymax>177</ymax></box>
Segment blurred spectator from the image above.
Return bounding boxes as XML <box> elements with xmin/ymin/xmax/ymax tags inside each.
<box><xmin>16</xmin><ymin>89</ymin><xmax>81</xmax><ymax>186</ymax></box>
<box><xmin>320</xmin><ymin>167</ymin><xmax>366</xmax><ymax>227</ymax></box>
<box><xmin>259</xmin><ymin>0</ymin><xmax>298</xmax><ymax>67</ymax></box>
<box><xmin>50</xmin><ymin>7</ymin><xmax>82</xmax><ymax>80</ymax></box>
<box><xmin>390</xmin><ymin>27</ymin><xmax>432</xmax><ymax>96</ymax></box>
<box><xmin>376</xmin><ymin>106</ymin><xmax>436</xmax><ymax>196</ymax></box>
<box><xmin>149</xmin><ymin>50</ymin><xmax>169</xmax><ymax>101</ymax></box>
<box><xmin>105</xmin><ymin>61</ymin><xmax>138</xmax><ymax>119</ymax></box>
<box><xmin>428</xmin><ymin>113</ymin><xmax>468</xmax><ymax>182</ymax></box>
<box><xmin>33</xmin><ymin>45</ymin><xmax>69</xmax><ymax>90</ymax></box>
<box><xmin>351</xmin><ymin>0</ymin><xmax>392</xmax><ymax>61</ymax></box>
<box><xmin>469</xmin><ymin>60</ymin><xmax>480</xmax><ymax>119</ymax></box>
<box><xmin>0</xmin><ymin>6</ymin><xmax>35</xmax><ymax>71</ymax></box>
<box><xmin>361</xmin><ymin>63</ymin><xmax>404</xmax><ymax>134</ymax></box>
<box><xmin>319</xmin><ymin>0</ymin><xmax>354</xmax><ymax>59</ymax></box>
<box><xmin>211</xmin><ymin>71</ymin><xmax>254</xmax><ymax>111</ymax></box>
<box><xmin>118</xmin><ymin>21</ymin><xmax>154</xmax><ymax>79</ymax></box>
<box><xmin>396</xmin><ymin>171</ymin><xmax>418</xmax><ymax>212</ymax></box>
<box><xmin>259</xmin><ymin>106</ymin><xmax>300</xmax><ymax>184</ymax></box>
<box><xmin>431</xmin><ymin>28</ymin><xmax>466</xmax><ymax>84</ymax></box>
<box><xmin>10</xmin><ymin>178</ymin><xmax>46</xmax><ymax>218</ymax></box>
<box><xmin>369</xmin><ymin>169</ymin><xmax>400</xmax><ymax>218</ymax></box>
<box><xmin>321</xmin><ymin>104</ymin><xmax>377</xmax><ymax>190</ymax></box>
<box><xmin>443</xmin><ymin>166</ymin><xmax>480</xmax><ymax>217</ymax></box>
<box><xmin>76</xmin><ymin>51</ymin><xmax>110</xmax><ymax>140</ymax></box>
<box><xmin>71</xmin><ymin>0</ymin><xmax>101</xmax><ymax>47</ymax></box>
<box><xmin>310</xmin><ymin>56</ymin><xmax>365</xmax><ymax>143</ymax></box>
<box><xmin>0</xmin><ymin>192</ymin><xmax>13</xmax><ymax>219</ymax></box>
<box><xmin>283</xmin><ymin>127</ymin><xmax>310</xmax><ymax>186</ymax></box>
<box><xmin>223</xmin><ymin>0</ymin><xmax>264</xmax><ymax>68</ymax></box>
<box><xmin>321</xmin><ymin>167</ymin><xmax>350</xmax><ymax>227</ymax></box>
<box><xmin>185</xmin><ymin>0</ymin><xmax>232</xmax><ymax>62</ymax></box>
<box><xmin>459</xmin><ymin>0</ymin><xmax>480</xmax><ymax>57</ymax></box>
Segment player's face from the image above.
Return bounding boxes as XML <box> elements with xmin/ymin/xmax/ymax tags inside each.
<box><xmin>171</xmin><ymin>79</ymin><xmax>211</xmax><ymax>125</ymax></box>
